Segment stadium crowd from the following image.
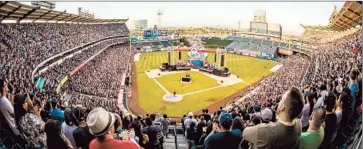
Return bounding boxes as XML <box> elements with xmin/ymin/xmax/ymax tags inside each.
<box><xmin>0</xmin><ymin>23</ymin><xmax>128</xmax><ymax>100</ymax></box>
<box><xmin>42</xmin><ymin>38</ymin><xmax>128</xmax><ymax>92</ymax></box>
<box><xmin>0</xmin><ymin>20</ymin><xmax>362</xmax><ymax>149</ymax></box>
<box><xmin>69</xmin><ymin>44</ymin><xmax>131</xmax><ymax>99</ymax></box>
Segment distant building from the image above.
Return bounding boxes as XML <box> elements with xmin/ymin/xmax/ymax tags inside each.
<box><xmin>253</xmin><ymin>10</ymin><xmax>266</xmax><ymax>23</ymax></box>
<box><xmin>128</xmin><ymin>20</ymin><xmax>148</xmax><ymax>32</ymax></box>
<box><xmin>236</xmin><ymin>10</ymin><xmax>282</xmax><ymax>39</ymax></box>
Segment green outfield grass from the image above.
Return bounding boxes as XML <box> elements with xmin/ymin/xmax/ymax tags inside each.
<box><xmin>135</xmin><ymin>51</ymin><xmax>278</xmax><ymax>117</ymax></box>
<box><xmin>202</xmin><ymin>38</ymin><xmax>233</xmax><ymax>48</ymax></box>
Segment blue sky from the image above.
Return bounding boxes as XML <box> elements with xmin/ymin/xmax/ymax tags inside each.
<box><xmin>22</xmin><ymin>2</ymin><xmax>344</xmax><ymax>36</ymax></box>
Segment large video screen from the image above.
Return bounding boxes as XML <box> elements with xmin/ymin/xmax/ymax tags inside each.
<box><xmin>144</xmin><ymin>30</ymin><xmax>168</xmax><ymax>38</ymax></box>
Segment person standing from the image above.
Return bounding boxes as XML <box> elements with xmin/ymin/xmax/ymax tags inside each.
<box><xmin>72</xmin><ymin>106</ymin><xmax>95</xmax><ymax>149</ymax></box>
<box><xmin>318</xmin><ymin>92</ymin><xmax>337</xmax><ymax>149</ymax></box>
<box><xmin>203</xmin><ymin>112</ymin><xmax>242</xmax><ymax>149</ymax></box>
<box><xmin>49</xmin><ymin>98</ymin><xmax>64</xmax><ymax>122</ymax></box>
<box><xmin>142</xmin><ymin>117</ymin><xmax>164</xmax><ymax>149</ymax></box>
<box><xmin>243</xmin><ymin>87</ymin><xmax>304</xmax><ymax>149</ymax></box>
<box><xmin>18</xmin><ymin>92</ymin><xmax>47</xmax><ymax>149</ymax></box>
<box><xmin>45</xmin><ymin>119</ymin><xmax>74</xmax><ymax>149</ymax></box>
<box><xmin>87</xmin><ymin>107</ymin><xmax>140</xmax><ymax>149</ymax></box>
<box><xmin>299</xmin><ymin>107</ymin><xmax>326</xmax><ymax>149</ymax></box>
<box><xmin>62</xmin><ymin>108</ymin><xmax>78</xmax><ymax>148</ymax></box>
<box><xmin>0</xmin><ymin>79</ymin><xmax>20</xmax><ymax>136</ymax></box>
<box><xmin>160</xmin><ymin>114</ymin><xmax>170</xmax><ymax>138</ymax></box>
<box><xmin>300</xmin><ymin>93</ymin><xmax>315</xmax><ymax>132</ymax></box>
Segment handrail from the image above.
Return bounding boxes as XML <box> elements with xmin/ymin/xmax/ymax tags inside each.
<box><xmin>31</xmin><ymin>35</ymin><xmax>125</xmax><ymax>83</ymax></box>
<box><xmin>355</xmin><ymin>131</ymin><xmax>362</xmax><ymax>149</ymax></box>
<box><xmin>174</xmin><ymin>126</ymin><xmax>179</xmax><ymax>149</ymax></box>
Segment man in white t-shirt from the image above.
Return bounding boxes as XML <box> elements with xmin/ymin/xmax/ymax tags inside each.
<box><xmin>0</xmin><ymin>79</ymin><xmax>20</xmax><ymax>136</ymax></box>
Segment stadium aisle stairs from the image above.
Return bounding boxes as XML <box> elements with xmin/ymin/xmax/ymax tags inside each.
<box><xmin>163</xmin><ymin>126</ymin><xmax>188</xmax><ymax>149</ymax></box>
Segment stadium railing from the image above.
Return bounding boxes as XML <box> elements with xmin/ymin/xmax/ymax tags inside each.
<box><xmin>173</xmin><ymin>126</ymin><xmax>179</xmax><ymax>149</ymax></box>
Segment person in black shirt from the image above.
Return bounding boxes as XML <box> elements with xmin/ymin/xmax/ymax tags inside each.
<box><xmin>196</xmin><ymin>120</ymin><xmax>206</xmax><ymax>146</ymax></box>
<box><xmin>181</xmin><ymin>114</ymin><xmax>187</xmax><ymax>135</ymax></box>
<box><xmin>319</xmin><ymin>92</ymin><xmax>337</xmax><ymax>149</ymax></box>
<box><xmin>204</xmin><ymin>112</ymin><xmax>242</xmax><ymax>149</ymax></box>
<box><xmin>142</xmin><ymin>117</ymin><xmax>163</xmax><ymax>149</ymax></box>
<box><xmin>72</xmin><ymin>106</ymin><xmax>95</xmax><ymax>149</ymax></box>
<box><xmin>186</xmin><ymin>121</ymin><xmax>198</xmax><ymax>149</ymax></box>
<box><xmin>203</xmin><ymin>109</ymin><xmax>211</xmax><ymax>123</ymax></box>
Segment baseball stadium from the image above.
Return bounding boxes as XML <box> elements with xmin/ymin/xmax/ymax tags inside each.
<box><xmin>0</xmin><ymin>1</ymin><xmax>362</xmax><ymax>149</ymax></box>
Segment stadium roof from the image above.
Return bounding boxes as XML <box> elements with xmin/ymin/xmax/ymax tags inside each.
<box><xmin>0</xmin><ymin>1</ymin><xmax>128</xmax><ymax>23</ymax></box>
<box><xmin>301</xmin><ymin>1</ymin><xmax>362</xmax><ymax>31</ymax></box>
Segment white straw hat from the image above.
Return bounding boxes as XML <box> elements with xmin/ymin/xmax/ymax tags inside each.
<box><xmin>87</xmin><ymin>107</ymin><xmax>115</xmax><ymax>136</ymax></box>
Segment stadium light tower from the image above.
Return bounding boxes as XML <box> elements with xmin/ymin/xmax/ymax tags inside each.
<box><xmin>157</xmin><ymin>9</ymin><xmax>163</xmax><ymax>29</ymax></box>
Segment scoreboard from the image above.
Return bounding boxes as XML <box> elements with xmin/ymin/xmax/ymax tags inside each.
<box><xmin>144</xmin><ymin>30</ymin><xmax>168</xmax><ymax>38</ymax></box>
<box><xmin>250</xmin><ymin>22</ymin><xmax>268</xmax><ymax>34</ymax></box>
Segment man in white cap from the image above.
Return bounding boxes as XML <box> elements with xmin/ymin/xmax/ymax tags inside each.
<box><xmin>184</xmin><ymin>111</ymin><xmax>197</xmax><ymax>130</ymax></box>
<box><xmin>87</xmin><ymin>107</ymin><xmax>141</xmax><ymax>149</ymax></box>
<box><xmin>183</xmin><ymin>111</ymin><xmax>197</xmax><ymax>136</ymax></box>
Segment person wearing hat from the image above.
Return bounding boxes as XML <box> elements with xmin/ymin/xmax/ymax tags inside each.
<box><xmin>203</xmin><ymin>112</ymin><xmax>242</xmax><ymax>149</ymax></box>
<box><xmin>184</xmin><ymin>111</ymin><xmax>197</xmax><ymax>136</ymax></box>
<box><xmin>88</xmin><ymin>107</ymin><xmax>140</xmax><ymax>149</ymax></box>
<box><xmin>260</xmin><ymin>107</ymin><xmax>273</xmax><ymax>123</ymax></box>
<box><xmin>243</xmin><ymin>87</ymin><xmax>304</xmax><ymax>149</ymax></box>
<box><xmin>17</xmin><ymin>90</ymin><xmax>47</xmax><ymax>149</ymax></box>
<box><xmin>299</xmin><ymin>107</ymin><xmax>326</xmax><ymax>149</ymax></box>
<box><xmin>0</xmin><ymin>79</ymin><xmax>20</xmax><ymax>136</ymax></box>
<box><xmin>49</xmin><ymin>98</ymin><xmax>65</xmax><ymax>122</ymax></box>
<box><xmin>318</xmin><ymin>92</ymin><xmax>337</xmax><ymax>149</ymax></box>
<box><xmin>72</xmin><ymin>106</ymin><xmax>95</xmax><ymax>149</ymax></box>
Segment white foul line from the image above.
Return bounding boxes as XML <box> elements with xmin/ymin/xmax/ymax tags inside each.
<box><xmin>152</xmin><ymin>78</ymin><xmax>170</xmax><ymax>94</ymax></box>
<box><xmin>181</xmin><ymin>85</ymin><xmax>224</xmax><ymax>96</ymax></box>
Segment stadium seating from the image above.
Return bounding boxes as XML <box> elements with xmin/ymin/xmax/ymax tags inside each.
<box><xmin>160</xmin><ymin>40</ymin><xmax>173</xmax><ymax>47</ymax></box>
<box><xmin>0</xmin><ymin>8</ymin><xmax>362</xmax><ymax>149</ymax></box>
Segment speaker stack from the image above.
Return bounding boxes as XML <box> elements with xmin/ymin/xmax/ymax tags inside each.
<box><xmin>221</xmin><ymin>54</ymin><xmax>225</xmax><ymax>67</ymax></box>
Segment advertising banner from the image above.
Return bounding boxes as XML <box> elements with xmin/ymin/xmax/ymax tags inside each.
<box><xmin>36</xmin><ymin>77</ymin><xmax>45</xmax><ymax>90</ymax></box>
<box><xmin>56</xmin><ymin>76</ymin><xmax>68</xmax><ymax>94</ymax></box>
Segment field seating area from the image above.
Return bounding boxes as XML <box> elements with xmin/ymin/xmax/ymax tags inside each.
<box><xmin>226</xmin><ymin>36</ymin><xmax>298</xmax><ymax>50</ymax></box>
<box><xmin>132</xmin><ymin>40</ymin><xmax>173</xmax><ymax>50</ymax></box>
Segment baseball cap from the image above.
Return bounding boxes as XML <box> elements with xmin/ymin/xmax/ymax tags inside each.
<box><xmin>73</xmin><ymin>106</ymin><xmax>87</xmax><ymax>123</ymax></box>
<box><xmin>219</xmin><ymin>112</ymin><xmax>233</xmax><ymax>124</ymax></box>
<box><xmin>261</xmin><ymin>108</ymin><xmax>273</xmax><ymax>121</ymax></box>
<box><xmin>252</xmin><ymin>105</ymin><xmax>261</xmax><ymax>112</ymax></box>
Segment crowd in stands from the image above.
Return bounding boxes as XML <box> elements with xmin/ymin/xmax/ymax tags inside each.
<box><xmin>200</xmin><ymin>28</ymin><xmax>361</xmax><ymax>149</ymax></box>
<box><xmin>42</xmin><ymin>38</ymin><xmax>128</xmax><ymax>92</ymax></box>
<box><xmin>0</xmin><ymin>19</ymin><xmax>362</xmax><ymax>149</ymax></box>
<box><xmin>0</xmin><ymin>22</ymin><xmax>134</xmax><ymax>149</ymax></box>
<box><xmin>69</xmin><ymin>44</ymin><xmax>131</xmax><ymax>99</ymax></box>
<box><xmin>300</xmin><ymin>27</ymin><xmax>360</xmax><ymax>44</ymax></box>
<box><xmin>0</xmin><ymin>23</ymin><xmax>128</xmax><ymax>100</ymax></box>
